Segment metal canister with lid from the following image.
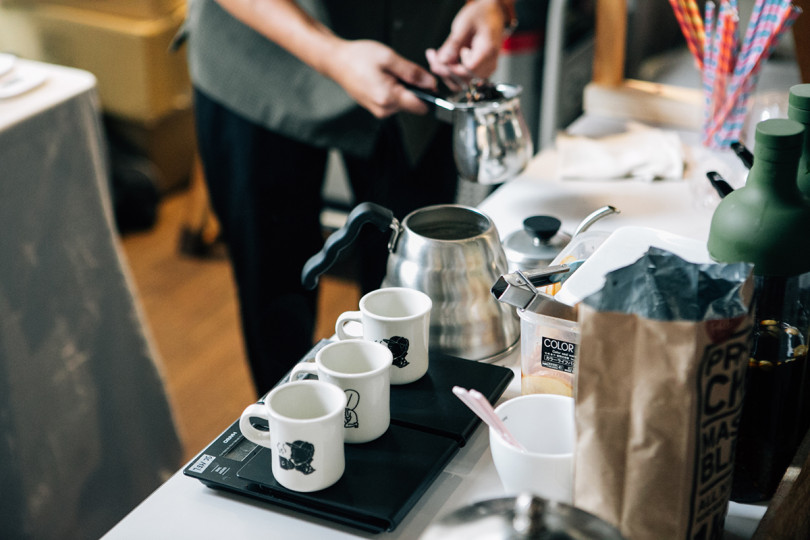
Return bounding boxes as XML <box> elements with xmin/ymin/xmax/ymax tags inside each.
<box><xmin>502</xmin><ymin>206</ymin><xmax>619</xmax><ymax>271</ymax></box>
<box><xmin>503</xmin><ymin>216</ymin><xmax>571</xmax><ymax>271</ymax></box>
<box><xmin>420</xmin><ymin>494</ymin><xmax>626</xmax><ymax>540</ymax></box>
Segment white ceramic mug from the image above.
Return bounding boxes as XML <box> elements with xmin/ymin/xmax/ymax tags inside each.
<box><xmin>290</xmin><ymin>340</ymin><xmax>392</xmax><ymax>444</ymax></box>
<box><xmin>239</xmin><ymin>380</ymin><xmax>346</xmax><ymax>492</ymax></box>
<box><xmin>335</xmin><ymin>287</ymin><xmax>432</xmax><ymax>385</ymax></box>
<box><xmin>489</xmin><ymin>394</ymin><xmax>575</xmax><ymax>504</ymax></box>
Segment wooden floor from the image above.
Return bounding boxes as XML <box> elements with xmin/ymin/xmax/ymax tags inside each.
<box><xmin>120</xmin><ymin>188</ymin><xmax>360</xmax><ymax>462</ymax></box>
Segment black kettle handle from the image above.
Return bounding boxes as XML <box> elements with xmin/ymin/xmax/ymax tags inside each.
<box><xmin>301</xmin><ymin>202</ymin><xmax>396</xmax><ymax>290</ymax></box>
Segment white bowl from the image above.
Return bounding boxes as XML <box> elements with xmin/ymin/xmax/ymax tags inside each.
<box><xmin>489</xmin><ymin>394</ymin><xmax>575</xmax><ymax>503</ymax></box>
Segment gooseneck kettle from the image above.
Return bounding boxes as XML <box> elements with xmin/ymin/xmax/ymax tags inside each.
<box><xmin>302</xmin><ymin>202</ymin><xmax>520</xmax><ymax>361</ymax></box>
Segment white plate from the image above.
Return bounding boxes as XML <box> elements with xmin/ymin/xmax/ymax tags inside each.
<box><xmin>555</xmin><ymin>226</ymin><xmax>712</xmax><ymax>306</ymax></box>
<box><xmin>0</xmin><ymin>63</ymin><xmax>47</xmax><ymax>99</ymax></box>
<box><xmin>0</xmin><ymin>53</ymin><xmax>15</xmax><ymax>78</ymax></box>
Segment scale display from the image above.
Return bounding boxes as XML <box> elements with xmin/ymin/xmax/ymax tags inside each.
<box><xmin>184</xmin><ymin>351</ymin><xmax>513</xmax><ymax>533</ymax></box>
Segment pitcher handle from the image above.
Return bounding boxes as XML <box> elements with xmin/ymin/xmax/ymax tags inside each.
<box><xmin>402</xmin><ymin>82</ymin><xmax>455</xmax><ymax>123</ymax></box>
<box><xmin>301</xmin><ymin>202</ymin><xmax>397</xmax><ymax>290</ymax></box>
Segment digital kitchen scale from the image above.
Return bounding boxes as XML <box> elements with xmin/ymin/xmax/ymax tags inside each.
<box><xmin>184</xmin><ymin>345</ymin><xmax>514</xmax><ymax>533</ymax></box>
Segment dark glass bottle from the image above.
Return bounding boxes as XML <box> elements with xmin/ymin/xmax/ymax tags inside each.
<box><xmin>707</xmin><ymin>118</ymin><xmax>810</xmax><ymax>502</ymax></box>
<box><xmin>732</xmin><ymin>276</ymin><xmax>809</xmax><ymax>501</ymax></box>
<box><xmin>792</xmin><ymin>84</ymin><xmax>810</xmax><ymax>499</ymax></box>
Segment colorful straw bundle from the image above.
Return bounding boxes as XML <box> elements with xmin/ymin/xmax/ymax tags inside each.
<box><xmin>669</xmin><ymin>0</ymin><xmax>802</xmax><ymax>149</ymax></box>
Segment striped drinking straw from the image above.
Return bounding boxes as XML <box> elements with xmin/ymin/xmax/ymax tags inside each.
<box><xmin>707</xmin><ymin>1</ymin><xmax>801</xmax><ymax>142</ymax></box>
<box><xmin>702</xmin><ymin>0</ymin><xmax>718</xmax><ymax>135</ymax></box>
<box><xmin>669</xmin><ymin>0</ymin><xmax>705</xmax><ymax>69</ymax></box>
<box><xmin>705</xmin><ymin>2</ymin><xmax>739</xmax><ymax>147</ymax></box>
<box><xmin>682</xmin><ymin>0</ymin><xmax>707</xmax><ymax>50</ymax></box>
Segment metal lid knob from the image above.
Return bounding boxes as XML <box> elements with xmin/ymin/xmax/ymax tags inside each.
<box><xmin>524</xmin><ymin>216</ymin><xmax>562</xmax><ymax>244</ymax></box>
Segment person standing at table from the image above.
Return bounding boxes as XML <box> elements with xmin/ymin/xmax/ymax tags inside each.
<box><xmin>183</xmin><ymin>0</ymin><xmax>516</xmax><ymax>394</ymax></box>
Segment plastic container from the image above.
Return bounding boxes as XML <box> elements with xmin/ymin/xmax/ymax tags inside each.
<box><xmin>519</xmin><ymin>308</ymin><xmax>579</xmax><ymax>397</ymax></box>
<box><xmin>515</xmin><ymin>230</ymin><xmax>603</xmax><ymax>397</ymax></box>
<box><xmin>539</xmin><ymin>229</ymin><xmax>610</xmax><ymax>297</ymax></box>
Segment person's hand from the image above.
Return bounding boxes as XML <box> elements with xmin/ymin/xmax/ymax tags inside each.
<box><xmin>327</xmin><ymin>39</ymin><xmax>438</xmax><ymax>118</ymax></box>
<box><xmin>425</xmin><ymin>0</ymin><xmax>512</xmax><ymax>91</ymax></box>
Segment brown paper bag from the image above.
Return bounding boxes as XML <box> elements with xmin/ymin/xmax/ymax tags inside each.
<box><xmin>573</xmin><ymin>249</ymin><xmax>753</xmax><ymax>540</ymax></box>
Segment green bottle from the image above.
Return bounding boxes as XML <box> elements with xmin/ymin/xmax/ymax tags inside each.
<box><xmin>708</xmin><ymin>118</ymin><xmax>810</xmax><ymax>502</ymax></box>
<box><xmin>789</xmin><ymin>84</ymin><xmax>810</xmax><ymax>198</ymax></box>
<box><xmin>708</xmin><ymin>118</ymin><xmax>810</xmax><ymax>276</ymax></box>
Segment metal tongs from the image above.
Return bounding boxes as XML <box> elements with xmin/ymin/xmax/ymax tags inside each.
<box><xmin>491</xmin><ymin>263</ymin><xmax>582</xmax><ymax>320</ymax></box>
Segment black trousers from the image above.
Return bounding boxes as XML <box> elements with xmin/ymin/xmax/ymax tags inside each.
<box><xmin>193</xmin><ymin>89</ymin><xmax>458</xmax><ymax>395</ymax></box>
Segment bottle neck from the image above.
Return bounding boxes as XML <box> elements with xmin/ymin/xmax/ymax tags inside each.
<box><xmin>748</xmin><ymin>151</ymin><xmax>802</xmax><ymax>199</ymax></box>
<box><xmin>753</xmin><ymin>275</ymin><xmax>794</xmax><ymax>320</ymax></box>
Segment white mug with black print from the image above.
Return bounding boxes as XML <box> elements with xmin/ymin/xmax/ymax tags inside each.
<box><xmin>239</xmin><ymin>380</ymin><xmax>346</xmax><ymax>492</ymax></box>
<box><xmin>335</xmin><ymin>287</ymin><xmax>432</xmax><ymax>385</ymax></box>
<box><xmin>290</xmin><ymin>340</ymin><xmax>391</xmax><ymax>444</ymax></box>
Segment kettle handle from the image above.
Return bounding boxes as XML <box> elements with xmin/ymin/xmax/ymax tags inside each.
<box><xmin>301</xmin><ymin>202</ymin><xmax>396</xmax><ymax>290</ymax></box>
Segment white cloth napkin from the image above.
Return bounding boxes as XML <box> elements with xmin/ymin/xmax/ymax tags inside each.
<box><xmin>557</xmin><ymin>122</ymin><xmax>684</xmax><ymax>181</ymax></box>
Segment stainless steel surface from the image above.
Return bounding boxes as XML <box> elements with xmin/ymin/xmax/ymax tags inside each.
<box><xmin>452</xmin><ymin>84</ymin><xmax>533</xmax><ymax>184</ymax></box>
<box><xmin>503</xmin><ymin>206</ymin><xmax>619</xmax><ymax>271</ymax></box>
<box><xmin>420</xmin><ymin>494</ymin><xmax>626</xmax><ymax>540</ymax></box>
<box><xmin>382</xmin><ymin>204</ymin><xmax>520</xmax><ymax>361</ymax></box>
<box><xmin>492</xmin><ymin>266</ymin><xmax>579</xmax><ymax>321</ymax></box>
<box><xmin>492</xmin><ymin>267</ymin><xmax>567</xmax><ymax>311</ymax></box>
<box><xmin>414</xmin><ymin>83</ymin><xmax>534</xmax><ymax>185</ymax></box>
<box><xmin>503</xmin><ymin>217</ymin><xmax>570</xmax><ymax>270</ymax></box>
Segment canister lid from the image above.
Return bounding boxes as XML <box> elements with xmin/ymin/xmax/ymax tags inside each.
<box><xmin>419</xmin><ymin>494</ymin><xmax>626</xmax><ymax>540</ymax></box>
<box><xmin>503</xmin><ymin>216</ymin><xmax>571</xmax><ymax>269</ymax></box>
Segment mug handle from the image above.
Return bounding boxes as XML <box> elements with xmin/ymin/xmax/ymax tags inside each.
<box><xmin>289</xmin><ymin>362</ymin><xmax>319</xmax><ymax>381</ymax></box>
<box><xmin>335</xmin><ymin>311</ymin><xmax>363</xmax><ymax>340</ymax></box>
<box><xmin>239</xmin><ymin>403</ymin><xmax>272</xmax><ymax>447</ymax></box>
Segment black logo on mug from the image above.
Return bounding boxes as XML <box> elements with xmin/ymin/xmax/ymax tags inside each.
<box><xmin>344</xmin><ymin>389</ymin><xmax>360</xmax><ymax>429</ymax></box>
<box><xmin>278</xmin><ymin>440</ymin><xmax>315</xmax><ymax>475</ymax></box>
<box><xmin>382</xmin><ymin>336</ymin><xmax>409</xmax><ymax>368</ymax></box>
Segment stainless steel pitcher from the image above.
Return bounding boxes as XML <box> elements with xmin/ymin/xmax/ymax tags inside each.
<box><xmin>302</xmin><ymin>202</ymin><xmax>520</xmax><ymax>361</ymax></box>
<box><xmin>407</xmin><ymin>82</ymin><xmax>533</xmax><ymax>185</ymax></box>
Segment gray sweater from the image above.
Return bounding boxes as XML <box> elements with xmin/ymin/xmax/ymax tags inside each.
<box><xmin>185</xmin><ymin>0</ymin><xmax>463</xmax><ymax>161</ymax></box>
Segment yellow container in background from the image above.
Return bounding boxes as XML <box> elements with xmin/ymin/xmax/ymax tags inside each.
<box><xmin>0</xmin><ymin>3</ymin><xmax>190</xmax><ymax>122</ymax></box>
<box><xmin>2</xmin><ymin>0</ymin><xmax>183</xmax><ymax>20</ymax></box>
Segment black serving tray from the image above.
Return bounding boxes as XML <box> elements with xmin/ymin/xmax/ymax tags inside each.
<box><xmin>389</xmin><ymin>351</ymin><xmax>513</xmax><ymax>444</ymax></box>
<box><xmin>184</xmin><ymin>344</ymin><xmax>513</xmax><ymax>533</ymax></box>
<box><xmin>236</xmin><ymin>423</ymin><xmax>458</xmax><ymax>532</ymax></box>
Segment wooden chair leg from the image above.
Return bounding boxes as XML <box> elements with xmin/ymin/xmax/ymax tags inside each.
<box><xmin>592</xmin><ymin>0</ymin><xmax>627</xmax><ymax>87</ymax></box>
<box><xmin>178</xmin><ymin>153</ymin><xmax>223</xmax><ymax>257</ymax></box>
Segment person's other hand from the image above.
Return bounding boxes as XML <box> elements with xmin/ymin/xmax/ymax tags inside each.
<box><xmin>425</xmin><ymin>0</ymin><xmax>510</xmax><ymax>91</ymax></box>
<box><xmin>328</xmin><ymin>39</ymin><xmax>437</xmax><ymax>118</ymax></box>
